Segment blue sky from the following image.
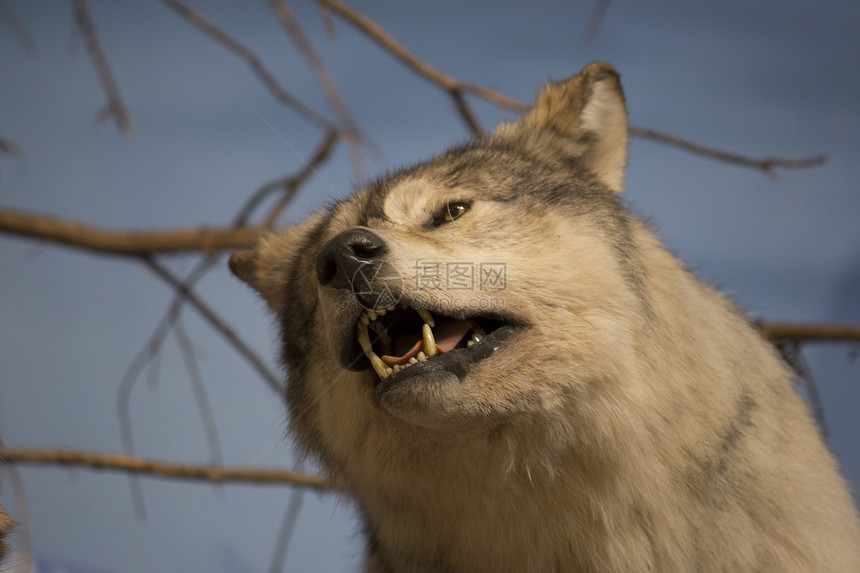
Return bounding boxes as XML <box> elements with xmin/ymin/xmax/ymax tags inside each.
<box><xmin>1</xmin><ymin>1</ymin><xmax>858</xmax><ymax>571</ymax></box>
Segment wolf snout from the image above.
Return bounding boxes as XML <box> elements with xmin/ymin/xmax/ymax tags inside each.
<box><xmin>316</xmin><ymin>227</ymin><xmax>388</xmax><ymax>292</ymax></box>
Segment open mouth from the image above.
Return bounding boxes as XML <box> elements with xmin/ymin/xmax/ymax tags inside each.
<box><xmin>351</xmin><ymin>304</ymin><xmax>517</xmax><ymax>384</ymax></box>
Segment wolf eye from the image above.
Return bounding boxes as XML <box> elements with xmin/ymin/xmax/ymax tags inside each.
<box><xmin>434</xmin><ymin>201</ymin><xmax>471</xmax><ymax>226</ymax></box>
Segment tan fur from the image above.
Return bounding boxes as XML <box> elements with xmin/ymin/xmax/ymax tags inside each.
<box><xmin>231</xmin><ymin>62</ymin><xmax>860</xmax><ymax>572</ymax></box>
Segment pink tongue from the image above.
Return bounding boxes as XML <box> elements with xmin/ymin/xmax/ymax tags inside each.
<box><xmin>381</xmin><ymin>319</ymin><xmax>473</xmax><ymax>366</ymax></box>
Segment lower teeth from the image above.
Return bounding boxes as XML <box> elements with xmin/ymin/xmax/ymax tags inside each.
<box><xmin>357</xmin><ymin>308</ymin><xmax>487</xmax><ymax>381</ymax></box>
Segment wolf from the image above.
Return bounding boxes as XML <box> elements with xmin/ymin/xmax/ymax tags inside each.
<box><xmin>230</xmin><ymin>62</ymin><xmax>860</xmax><ymax>572</ymax></box>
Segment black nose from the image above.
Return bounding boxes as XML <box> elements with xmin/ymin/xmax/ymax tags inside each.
<box><xmin>315</xmin><ymin>227</ymin><xmax>388</xmax><ymax>290</ymax></box>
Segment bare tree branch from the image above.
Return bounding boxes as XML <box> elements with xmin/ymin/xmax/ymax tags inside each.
<box><xmin>0</xmin><ymin>209</ymin><xmax>260</xmax><ymax>256</ymax></box>
<box><xmin>142</xmin><ymin>257</ymin><xmax>284</xmax><ymax>394</ymax></box>
<box><xmin>758</xmin><ymin>321</ymin><xmax>860</xmax><ymax>344</ymax></box>
<box><xmin>268</xmin><ymin>0</ymin><xmax>366</xmax><ymax>177</ymax></box>
<box><xmin>173</xmin><ymin>318</ymin><xmax>224</xmax><ymax>467</ymax></box>
<box><xmin>268</xmin><ymin>487</ymin><xmax>305</xmax><ymax>573</ymax></box>
<box><xmin>0</xmin><ymin>448</ymin><xmax>331</xmax><ymax>490</ymax></box>
<box><xmin>317</xmin><ymin>0</ymin><xmax>500</xmax><ymax>138</ymax></box>
<box><xmin>0</xmin><ymin>136</ymin><xmax>21</xmax><ymax>156</ymax></box>
<box><xmin>316</xmin><ymin>0</ymin><xmax>827</xmax><ymax>175</ymax></box>
<box><xmin>262</xmin><ymin>129</ymin><xmax>340</xmax><ymax>228</ymax></box>
<box><xmin>318</xmin><ymin>1</ymin><xmax>337</xmax><ymax>42</ymax></box>
<box><xmin>777</xmin><ymin>340</ymin><xmax>828</xmax><ymax>440</ymax></box>
<box><xmin>72</xmin><ymin>0</ymin><xmax>134</xmax><ymax>135</ymax></box>
<box><xmin>160</xmin><ymin>0</ymin><xmax>337</xmax><ymax>133</ymax></box>
<box><xmin>585</xmin><ymin>0</ymin><xmax>613</xmax><ymax>43</ymax></box>
<box><xmin>319</xmin><ymin>0</ymin><xmax>525</xmax><ymax>111</ymax></box>
<box><xmin>0</xmin><ymin>0</ymin><xmax>37</xmax><ymax>53</ymax></box>
<box><xmin>628</xmin><ymin>126</ymin><xmax>828</xmax><ymax>181</ymax></box>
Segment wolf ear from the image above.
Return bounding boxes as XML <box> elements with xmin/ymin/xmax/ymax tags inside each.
<box><xmin>228</xmin><ymin>212</ymin><xmax>326</xmax><ymax>315</ymax></box>
<box><xmin>229</xmin><ymin>249</ymin><xmax>261</xmax><ymax>292</ymax></box>
<box><xmin>229</xmin><ymin>243</ymin><xmax>286</xmax><ymax>315</ymax></box>
<box><xmin>510</xmin><ymin>62</ymin><xmax>629</xmax><ymax>192</ymax></box>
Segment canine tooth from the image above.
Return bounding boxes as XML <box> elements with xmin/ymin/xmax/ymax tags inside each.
<box><xmin>361</xmin><ymin>314</ymin><xmax>370</xmax><ymax>326</ymax></box>
<box><xmin>416</xmin><ymin>308</ymin><xmax>435</xmax><ymax>327</ymax></box>
<box><xmin>367</xmin><ymin>310</ymin><xmax>378</xmax><ymax>322</ymax></box>
<box><xmin>471</xmin><ymin>332</ymin><xmax>482</xmax><ymax>344</ymax></box>
<box><xmin>408</xmin><ymin>357</ymin><xmax>418</xmax><ymax>365</ymax></box>
<box><xmin>417</xmin><ymin>351</ymin><xmax>427</xmax><ymax>362</ymax></box>
<box><xmin>422</xmin><ymin>323</ymin><xmax>438</xmax><ymax>357</ymax></box>
<box><xmin>369</xmin><ymin>353</ymin><xmax>388</xmax><ymax>379</ymax></box>
<box><xmin>357</xmin><ymin>324</ymin><xmax>373</xmax><ymax>353</ymax></box>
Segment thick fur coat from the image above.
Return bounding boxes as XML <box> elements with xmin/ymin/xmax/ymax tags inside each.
<box><xmin>231</xmin><ymin>62</ymin><xmax>860</xmax><ymax>572</ymax></box>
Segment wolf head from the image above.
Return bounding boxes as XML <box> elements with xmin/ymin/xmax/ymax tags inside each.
<box><xmin>231</xmin><ymin>62</ymin><xmax>644</xmax><ymax>441</ymax></box>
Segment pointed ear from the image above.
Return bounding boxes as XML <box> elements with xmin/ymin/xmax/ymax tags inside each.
<box><xmin>229</xmin><ymin>212</ymin><xmax>326</xmax><ymax>315</ymax></box>
<box><xmin>229</xmin><ymin>236</ymin><xmax>289</xmax><ymax>315</ymax></box>
<box><xmin>229</xmin><ymin>249</ymin><xmax>262</xmax><ymax>291</ymax></box>
<box><xmin>507</xmin><ymin>62</ymin><xmax>629</xmax><ymax>192</ymax></box>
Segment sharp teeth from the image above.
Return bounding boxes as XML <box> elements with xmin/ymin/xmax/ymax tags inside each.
<box><xmin>467</xmin><ymin>340</ymin><xmax>475</xmax><ymax>348</ymax></box>
<box><xmin>376</xmin><ymin>309</ymin><xmax>387</xmax><ymax>316</ymax></box>
<box><xmin>471</xmin><ymin>332</ymin><xmax>482</xmax><ymax>344</ymax></box>
<box><xmin>370</xmin><ymin>354</ymin><xmax>388</xmax><ymax>379</ymax></box>
<box><xmin>367</xmin><ymin>310</ymin><xmax>378</xmax><ymax>322</ymax></box>
<box><xmin>417</xmin><ymin>351</ymin><xmax>427</xmax><ymax>362</ymax></box>
<box><xmin>408</xmin><ymin>357</ymin><xmax>418</xmax><ymax>365</ymax></box>
<box><xmin>356</xmin><ymin>323</ymin><xmax>372</xmax><ymax>353</ymax></box>
<box><xmin>358</xmin><ymin>320</ymin><xmax>389</xmax><ymax>380</ymax></box>
<box><xmin>361</xmin><ymin>314</ymin><xmax>370</xmax><ymax>325</ymax></box>
<box><xmin>422</xmin><ymin>323</ymin><xmax>437</xmax><ymax>358</ymax></box>
<box><xmin>416</xmin><ymin>308</ymin><xmax>435</xmax><ymax>327</ymax></box>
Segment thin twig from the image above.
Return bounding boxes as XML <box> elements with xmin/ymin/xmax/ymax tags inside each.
<box><xmin>0</xmin><ymin>136</ymin><xmax>21</xmax><ymax>156</ymax></box>
<box><xmin>318</xmin><ymin>1</ymin><xmax>337</xmax><ymax>42</ymax></box>
<box><xmin>0</xmin><ymin>448</ymin><xmax>331</xmax><ymax>490</ymax></box>
<box><xmin>585</xmin><ymin>0</ymin><xmax>612</xmax><ymax>43</ymax></box>
<box><xmin>262</xmin><ymin>129</ymin><xmax>339</xmax><ymax>228</ymax></box>
<box><xmin>319</xmin><ymin>0</ymin><xmax>525</xmax><ymax>111</ymax></box>
<box><xmin>142</xmin><ymin>257</ymin><xmax>284</xmax><ymax>394</ymax></box>
<box><xmin>317</xmin><ymin>0</ymin><xmax>499</xmax><ymax>137</ymax></box>
<box><xmin>267</xmin><ymin>487</ymin><xmax>305</xmax><ymax>573</ymax></box>
<box><xmin>777</xmin><ymin>340</ymin><xmax>828</xmax><ymax>441</ymax></box>
<box><xmin>0</xmin><ymin>0</ymin><xmax>37</xmax><ymax>53</ymax></box>
<box><xmin>160</xmin><ymin>0</ymin><xmax>336</xmax><ymax>133</ymax></box>
<box><xmin>0</xmin><ymin>209</ymin><xmax>260</xmax><ymax>256</ymax></box>
<box><xmin>268</xmin><ymin>0</ymin><xmax>365</xmax><ymax>178</ymax></box>
<box><xmin>116</xmin><ymin>257</ymin><xmax>225</xmax><ymax>518</ymax></box>
<box><xmin>173</xmin><ymin>319</ymin><xmax>223</xmax><ymax>467</ymax></box>
<box><xmin>72</xmin><ymin>0</ymin><xmax>134</xmax><ymax>135</ymax></box>
<box><xmin>628</xmin><ymin>126</ymin><xmax>828</xmax><ymax>181</ymax></box>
